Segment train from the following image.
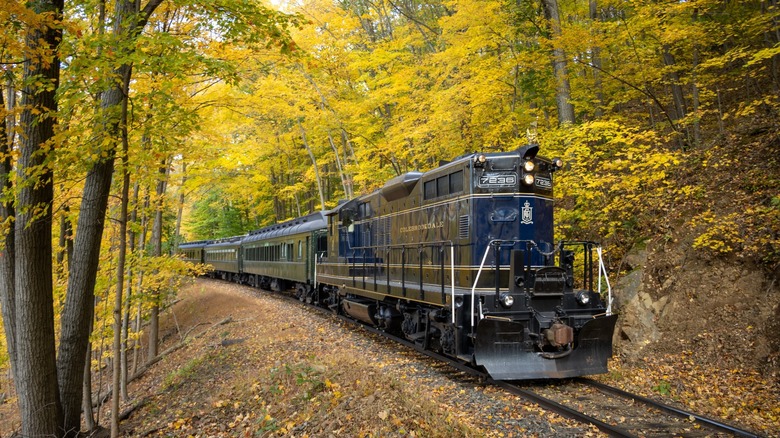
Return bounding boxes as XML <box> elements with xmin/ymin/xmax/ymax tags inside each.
<box><xmin>179</xmin><ymin>144</ymin><xmax>618</xmax><ymax>380</ymax></box>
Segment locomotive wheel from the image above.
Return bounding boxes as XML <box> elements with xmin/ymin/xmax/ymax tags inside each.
<box><xmin>326</xmin><ymin>289</ymin><xmax>340</xmax><ymax>314</ymax></box>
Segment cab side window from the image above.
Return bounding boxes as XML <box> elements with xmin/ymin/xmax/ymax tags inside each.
<box><xmin>424</xmin><ymin>170</ymin><xmax>464</xmax><ymax>200</ymax></box>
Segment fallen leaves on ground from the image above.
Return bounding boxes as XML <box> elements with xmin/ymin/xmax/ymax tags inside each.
<box><xmin>598</xmin><ymin>351</ymin><xmax>779</xmax><ymax>434</ymax></box>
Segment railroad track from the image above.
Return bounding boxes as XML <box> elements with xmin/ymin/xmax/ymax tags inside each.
<box><xmin>389</xmin><ymin>329</ymin><xmax>761</xmax><ymax>436</ymax></box>
<box><xmin>255</xmin><ymin>283</ymin><xmax>764</xmax><ymax>437</ymax></box>
<box><xmin>527</xmin><ymin>378</ymin><xmax>762</xmax><ymax>437</ymax></box>
<box><xmin>576</xmin><ymin>378</ymin><xmax>761</xmax><ymax>437</ymax></box>
<box><xmin>353</xmin><ymin>319</ymin><xmax>761</xmax><ymax>437</ymax></box>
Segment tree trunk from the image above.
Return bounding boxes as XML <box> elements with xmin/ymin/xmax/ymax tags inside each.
<box><xmin>133</xmin><ymin>303</ymin><xmax>142</xmax><ymax>374</ymax></box>
<box><xmin>589</xmin><ymin>0</ymin><xmax>605</xmax><ymax>118</ymax></box>
<box><xmin>341</xmin><ymin>128</ymin><xmax>358</xmax><ymax>169</ymax></box>
<box><xmin>148</xmin><ymin>159</ymin><xmax>169</xmax><ymax>360</ymax></box>
<box><xmin>691</xmin><ymin>45</ymin><xmax>702</xmax><ymax>147</ymax></box>
<box><xmin>121</xmin><ymin>181</ymin><xmax>140</xmax><ymax>400</ymax></box>
<box><xmin>172</xmin><ymin>161</ymin><xmax>187</xmax><ymax>255</ymax></box>
<box><xmin>662</xmin><ymin>44</ymin><xmax>688</xmax><ymax>147</ymax></box>
<box><xmin>3</xmin><ymin>76</ymin><xmax>16</xmax><ymax>147</ymax></box>
<box><xmin>111</xmin><ymin>83</ymin><xmax>132</xmax><ymax>438</ymax></box>
<box><xmin>82</xmin><ymin>325</ymin><xmax>95</xmax><ymax>432</ymax></box>
<box><xmin>764</xmin><ymin>0</ymin><xmax>780</xmax><ymax>92</ymax></box>
<box><xmin>662</xmin><ymin>45</ymin><xmax>687</xmax><ymax>121</ymax></box>
<box><xmin>327</xmin><ymin>133</ymin><xmax>352</xmax><ymax>199</ymax></box>
<box><xmin>12</xmin><ymin>0</ymin><xmax>64</xmax><ymax>435</ymax></box>
<box><xmin>57</xmin><ymin>87</ymin><xmax>123</xmax><ymax>437</ymax></box>
<box><xmin>542</xmin><ymin>0</ymin><xmax>575</xmax><ymax>125</ymax></box>
<box><xmin>57</xmin><ymin>1</ymin><xmax>164</xmax><ymax>433</ymax></box>
<box><xmin>270</xmin><ymin>167</ymin><xmax>282</xmax><ymax>221</ymax></box>
<box><xmin>133</xmin><ymin>187</ymin><xmax>150</xmax><ymax>374</ymax></box>
<box><xmin>92</xmin><ymin>289</ymin><xmax>109</xmax><ymax>427</ymax></box>
<box><xmin>298</xmin><ymin>122</ymin><xmax>326</xmax><ymax>211</ymax></box>
<box><xmin>295</xmin><ymin>66</ymin><xmax>356</xmax><ymax>200</ymax></box>
<box><xmin>0</xmin><ymin>69</ymin><xmax>18</xmax><ymax>400</ymax></box>
<box><xmin>57</xmin><ymin>202</ymin><xmax>73</xmax><ymax>268</ymax></box>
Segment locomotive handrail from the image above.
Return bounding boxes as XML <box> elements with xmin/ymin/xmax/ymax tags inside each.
<box><xmin>471</xmin><ymin>243</ymin><xmax>491</xmax><ymax>325</ymax></box>
<box><xmin>362</xmin><ymin>248</ymin><xmax>366</xmax><ymax>290</ymax></box>
<box><xmin>596</xmin><ymin>247</ymin><xmax>613</xmax><ymax>315</ymax></box>
<box><xmin>328</xmin><ymin>238</ymin><xmax>459</xmax><ymax>323</ymax></box>
<box><xmin>450</xmin><ymin>244</ymin><xmax>455</xmax><ymax>323</ymax></box>
<box><xmin>559</xmin><ymin>240</ymin><xmax>611</xmax><ymax>307</ymax></box>
<box><xmin>559</xmin><ymin>240</ymin><xmax>597</xmax><ymax>292</ymax></box>
<box><xmin>470</xmin><ymin>239</ymin><xmax>542</xmax><ymax>328</ymax></box>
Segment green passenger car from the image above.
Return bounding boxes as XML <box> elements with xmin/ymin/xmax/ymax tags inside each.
<box><xmin>240</xmin><ymin>212</ymin><xmax>327</xmax><ymax>299</ymax></box>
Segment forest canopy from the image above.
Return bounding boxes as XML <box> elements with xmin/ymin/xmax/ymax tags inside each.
<box><xmin>180</xmin><ymin>0</ymin><xmax>779</xmax><ymax>270</ymax></box>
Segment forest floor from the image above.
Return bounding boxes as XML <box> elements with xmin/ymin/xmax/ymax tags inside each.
<box><xmin>1</xmin><ymin>277</ymin><xmax>779</xmax><ymax>436</ymax></box>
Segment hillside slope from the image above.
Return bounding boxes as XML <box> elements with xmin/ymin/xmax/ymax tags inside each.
<box><xmin>610</xmin><ymin>126</ymin><xmax>779</xmax><ymax>406</ymax></box>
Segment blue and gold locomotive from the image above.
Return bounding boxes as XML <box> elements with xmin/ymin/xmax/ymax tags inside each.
<box><xmin>182</xmin><ymin>144</ymin><xmax>617</xmax><ymax>380</ymax></box>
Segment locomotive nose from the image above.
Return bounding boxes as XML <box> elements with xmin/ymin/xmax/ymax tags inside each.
<box><xmin>474</xmin><ymin>315</ymin><xmax>618</xmax><ymax>379</ymax></box>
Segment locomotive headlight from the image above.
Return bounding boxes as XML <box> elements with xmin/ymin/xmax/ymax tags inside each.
<box><xmin>552</xmin><ymin>157</ymin><xmax>564</xmax><ymax>169</ymax></box>
<box><xmin>522</xmin><ymin>174</ymin><xmax>535</xmax><ymax>185</ymax></box>
<box><xmin>499</xmin><ymin>293</ymin><xmax>514</xmax><ymax>308</ymax></box>
<box><xmin>576</xmin><ymin>290</ymin><xmax>591</xmax><ymax>305</ymax></box>
<box><xmin>523</xmin><ymin>160</ymin><xmax>535</xmax><ymax>172</ymax></box>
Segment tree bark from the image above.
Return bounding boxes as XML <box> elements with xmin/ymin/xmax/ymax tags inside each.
<box><xmin>327</xmin><ymin>133</ymin><xmax>352</xmax><ymax>199</ymax></box>
<box><xmin>542</xmin><ymin>0</ymin><xmax>575</xmax><ymax>125</ymax></box>
<box><xmin>58</xmin><ymin>145</ymin><xmax>117</xmax><ymax>435</ymax></box>
<box><xmin>121</xmin><ymin>181</ymin><xmax>141</xmax><ymax>400</ymax></box>
<box><xmin>13</xmin><ymin>0</ymin><xmax>64</xmax><ymax>435</ymax></box>
<box><xmin>0</xmin><ymin>68</ymin><xmax>18</xmax><ymax>401</ymax></box>
<box><xmin>764</xmin><ymin>0</ymin><xmax>780</xmax><ymax>92</ymax></box>
<box><xmin>133</xmin><ymin>187</ymin><xmax>150</xmax><ymax>374</ymax></box>
<box><xmin>3</xmin><ymin>76</ymin><xmax>16</xmax><ymax>147</ymax></box>
<box><xmin>82</xmin><ymin>324</ymin><xmax>95</xmax><ymax>432</ymax></box>
<box><xmin>691</xmin><ymin>45</ymin><xmax>702</xmax><ymax>147</ymax></box>
<box><xmin>661</xmin><ymin>44</ymin><xmax>688</xmax><ymax>148</ymax></box>
<box><xmin>662</xmin><ymin>45</ymin><xmax>687</xmax><ymax>122</ymax></box>
<box><xmin>57</xmin><ymin>87</ymin><xmax>123</xmax><ymax>436</ymax></box>
<box><xmin>57</xmin><ymin>202</ymin><xmax>73</xmax><ymax>268</ymax></box>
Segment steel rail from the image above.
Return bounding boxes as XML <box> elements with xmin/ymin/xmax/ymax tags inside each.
<box><xmin>489</xmin><ymin>379</ymin><xmax>635</xmax><ymax>438</ymax></box>
<box><xmin>578</xmin><ymin>378</ymin><xmax>763</xmax><ymax>438</ymax></box>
